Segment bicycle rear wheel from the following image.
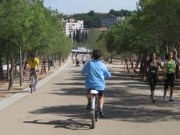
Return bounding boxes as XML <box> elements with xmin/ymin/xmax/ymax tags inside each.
<box><xmin>95</xmin><ymin>96</ymin><xmax>99</xmax><ymax>121</ymax></box>
<box><xmin>91</xmin><ymin>109</ymin><xmax>96</xmax><ymax>129</ymax></box>
<box><xmin>91</xmin><ymin>96</ymin><xmax>97</xmax><ymax>129</ymax></box>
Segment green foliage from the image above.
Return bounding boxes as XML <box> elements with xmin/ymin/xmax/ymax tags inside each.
<box><xmin>0</xmin><ymin>0</ymin><xmax>72</xmax><ymax>89</ymax></box>
<box><xmin>109</xmin><ymin>9</ymin><xmax>134</xmax><ymax>17</ymax></box>
<box><xmin>86</xmin><ymin>28</ymin><xmax>101</xmax><ymax>49</ymax></box>
<box><xmin>65</xmin><ymin>10</ymin><xmax>134</xmax><ymax>28</ymax></box>
<box><xmin>97</xmin><ymin>0</ymin><xmax>180</xmax><ymax>59</ymax></box>
<box><xmin>73</xmin><ymin>29</ymin><xmax>87</xmax><ymax>43</ymax></box>
<box><xmin>0</xmin><ymin>0</ymin><xmax>72</xmax><ymax>64</ymax></box>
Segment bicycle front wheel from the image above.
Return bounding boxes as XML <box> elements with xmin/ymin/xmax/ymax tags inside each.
<box><xmin>31</xmin><ymin>77</ymin><xmax>35</xmax><ymax>93</ymax></box>
<box><xmin>33</xmin><ymin>82</ymin><xmax>36</xmax><ymax>91</ymax></box>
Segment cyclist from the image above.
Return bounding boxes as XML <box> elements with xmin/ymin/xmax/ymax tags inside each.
<box><xmin>81</xmin><ymin>49</ymin><xmax>111</xmax><ymax>117</ymax></box>
<box><xmin>163</xmin><ymin>52</ymin><xmax>176</xmax><ymax>102</ymax></box>
<box><xmin>146</xmin><ymin>52</ymin><xmax>163</xmax><ymax>103</ymax></box>
<box><xmin>27</xmin><ymin>52</ymin><xmax>39</xmax><ymax>83</ymax></box>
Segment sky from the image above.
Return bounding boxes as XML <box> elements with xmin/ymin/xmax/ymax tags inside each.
<box><xmin>43</xmin><ymin>0</ymin><xmax>139</xmax><ymax>15</ymax></box>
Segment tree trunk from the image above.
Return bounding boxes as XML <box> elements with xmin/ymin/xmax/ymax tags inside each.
<box><xmin>110</xmin><ymin>53</ymin><xmax>113</xmax><ymax>64</ymax></box>
<box><xmin>124</xmin><ymin>54</ymin><xmax>130</xmax><ymax>73</ymax></box>
<box><xmin>139</xmin><ymin>53</ymin><xmax>147</xmax><ymax>81</ymax></box>
<box><xmin>133</xmin><ymin>55</ymin><xmax>141</xmax><ymax>74</ymax></box>
<box><xmin>173</xmin><ymin>46</ymin><xmax>180</xmax><ymax>78</ymax></box>
<box><xmin>125</xmin><ymin>58</ymin><xmax>130</xmax><ymax>73</ymax></box>
<box><xmin>130</xmin><ymin>55</ymin><xmax>134</xmax><ymax>69</ymax></box>
<box><xmin>7</xmin><ymin>54</ymin><xmax>10</xmax><ymax>81</ymax></box>
<box><xmin>14</xmin><ymin>63</ymin><xmax>18</xmax><ymax>75</ymax></box>
<box><xmin>0</xmin><ymin>56</ymin><xmax>3</xmax><ymax>79</ymax></box>
<box><xmin>40</xmin><ymin>52</ymin><xmax>47</xmax><ymax>74</ymax></box>
<box><xmin>8</xmin><ymin>54</ymin><xmax>14</xmax><ymax>90</ymax></box>
<box><xmin>59</xmin><ymin>55</ymin><xmax>61</xmax><ymax>66</ymax></box>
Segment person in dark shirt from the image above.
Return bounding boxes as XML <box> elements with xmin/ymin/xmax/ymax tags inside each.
<box><xmin>147</xmin><ymin>53</ymin><xmax>163</xmax><ymax>103</ymax></box>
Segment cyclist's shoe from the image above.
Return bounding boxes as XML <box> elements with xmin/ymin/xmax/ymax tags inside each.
<box><xmin>99</xmin><ymin>109</ymin><xmax>104</xmax><ymax>117</ymax></box>
<box><xmin>169</xmin><ymin>98</ymin><xmax>174</xmax><ymax>102</ymax></box>
<box><xmin>86</xmin><ymin>103</ymin><xmax>91</xmax><ymax>110</ymax></box>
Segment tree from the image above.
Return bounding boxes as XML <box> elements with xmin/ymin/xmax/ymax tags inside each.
<box><xmin>86</xmin><ymin>28</ymin><xmax>101</xmax><ymax>49</ymax></box>
<box><xmin>0</xmin><ymin>0</ymin><xmax>72</xmax><ymax>90</ymax></box>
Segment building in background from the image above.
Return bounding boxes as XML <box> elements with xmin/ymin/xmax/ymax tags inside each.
<box><xmin>63</xmin><ymin>19</ymin><xmax>84</xmax><ymax>38</ymax></box>
<box><xmin>101</xmin><ymin>16</ymin><xmax>125</xmax><ymax>28</ymax></box>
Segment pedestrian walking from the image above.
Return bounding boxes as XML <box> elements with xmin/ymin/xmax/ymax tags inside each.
<box><xmin>82</xmin><ymin>54</ymin><xmax>87</xmax><ymax>66</ymax></box>
<box><xmin>146</xmin><ymin>52</ymin><xmax>163</xmax><ymax>103</ymax></box>
<box><xmin>163</xmin><ymin>52</ymin><xmax>176</xmax><ymax>102</ymax></box>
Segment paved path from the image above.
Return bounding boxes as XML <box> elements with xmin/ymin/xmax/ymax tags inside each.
<box><xmin>0</xmin><ymin>59</ymin><xmax>180</xmax><ymax>135</ymax></box>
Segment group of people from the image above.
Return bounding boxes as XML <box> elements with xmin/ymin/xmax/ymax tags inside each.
<box><xmin>72</xmin><ymin>52</ymin><xmax>89</xmax><ymax>66</ymax></box>
<box><xmin>146</xmin><ymin>51</ymin><xmax>176</xmax><ymax>103</ymax></box>
<box><xmin>23</xmin><ymin>49</ymin><xmax>177</xmax><ymax>119</ymax></box>
<box><xmin>81</xmin><ymin>49</ymin><xmax>177</xmax><ymax>118</ymax></box>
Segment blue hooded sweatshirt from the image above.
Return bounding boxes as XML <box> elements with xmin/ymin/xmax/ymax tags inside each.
<box><xmin>81</xmin><ymin>60</ymin><xmax>111</xmax><ymax>90</ymax></box>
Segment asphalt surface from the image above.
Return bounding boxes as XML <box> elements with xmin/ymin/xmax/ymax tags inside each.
<box><xmin>0</xmin><ymin>57</ymin><xmax>180</xmax><ymax>135</ymax></box>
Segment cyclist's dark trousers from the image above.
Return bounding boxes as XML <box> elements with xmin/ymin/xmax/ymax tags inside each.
<box><xmin>164</xmin><ymin>73</ymin><xmax>174</xmax><ymax>89</ymax></box>
<box><xmin>30</xmin><ymin>68</ymin><xmax>36</xmax><ymax>79</ymax></box>
<box><xmin>148</xmin><ymin>74</ymin><xmax>157</xmax><ymax>90</ymax></box>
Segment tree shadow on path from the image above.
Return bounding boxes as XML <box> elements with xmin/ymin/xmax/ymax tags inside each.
<box><xmin>24</xmin><ymin>68</ymin><xmax>180</xmax><ymax>129</ymax></box>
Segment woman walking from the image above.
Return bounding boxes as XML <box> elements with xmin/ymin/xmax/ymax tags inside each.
<box><xmin>147</xmin><ymin>53</ymin><xmax>163</xmax><ymax>103</ymax></box>
<box><xmin>163</xmin><ymin>52</ymin><xmax>176</xmax><ymax>102</ymax></box>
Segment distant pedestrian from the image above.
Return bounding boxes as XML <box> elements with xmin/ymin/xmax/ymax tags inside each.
<box><xmin>82</xmin><ymin>54</ymin><xmax>87</xmax><ymax>66</ymax></box>
<box><xmin>146</xmin><ymin>52</ymin><xmax>163</xmax><ymax>103</ymax></box>
<box><xmin>72</xmin><ymin>53</ymin><xmax>75</xmax><ymax>64</ymax></box>
<box><xmin>75</xmin><ymin>52</ymin><xmax>80</xmax><ymax>66</ymax></box>
<box><xmin>41</xmin><ymin>59</ymin><xmax>46</xmax><ymax>74</ymax></box>
<box><xmin>163</xmin><ymin>52</ymin><xmax>176</xmax><ymax>102</ymax></box>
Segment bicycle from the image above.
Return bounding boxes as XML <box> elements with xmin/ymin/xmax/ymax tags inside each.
<box><xmin>29</xmin><ymin>69</ymin><xmax>36</xmax><ymax>93</ymax></box>
<box><xmin>89</xmin><ymin>89</ymin><xmax>99</xmax><ymax>129</ymax></box>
